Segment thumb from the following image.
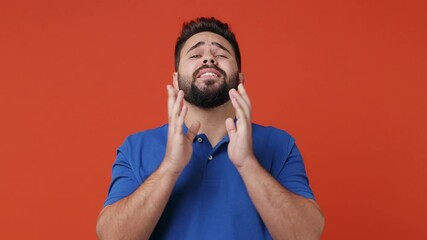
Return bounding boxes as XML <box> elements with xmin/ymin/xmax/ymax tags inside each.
<box><xmin>186</xmin><ymin>121</ymin><xmax>201</xmax><ymax>141</ymax></box>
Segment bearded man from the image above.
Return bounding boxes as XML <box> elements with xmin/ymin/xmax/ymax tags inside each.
<box><xmin>96</xmin><ymin>17</ymin><xmax>324</xmax><ymax>240</ymax></box>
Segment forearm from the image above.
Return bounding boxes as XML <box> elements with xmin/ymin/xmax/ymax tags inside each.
<box><xmin>237</xmin><ymin>157</ymin><xmax>324</xmax><ymax>240</ymax></box>
<box><xmin>96</xmin><ymin>162</ymin><xmax>180</xmax><ymax>240</ymax></box>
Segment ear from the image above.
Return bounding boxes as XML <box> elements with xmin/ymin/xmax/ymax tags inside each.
<box><xmin>239</xmin><ymin>72</ymin><xmax>245</xmax><ymax>84</ymax></box>
<box><xmin>173</xmin><ymin>72</ymin><xmax>179</xmax><ymax>90</ymax></box>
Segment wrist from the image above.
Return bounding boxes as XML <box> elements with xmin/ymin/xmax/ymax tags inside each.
<box><xmin>159</xmin><ymin>158</ymin><xmax>184</xmax><ymax>176</ymax></box>
<box><xmin>234</xmin><ymin>154</ymin><xmax>259</xmax><ymax>171</ymax></box>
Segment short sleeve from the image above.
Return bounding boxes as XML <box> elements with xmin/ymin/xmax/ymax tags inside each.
<box><xmin>277</xmin><ymin>137</ymin><xmax>315</xmax><ymax>200</ymax></box>
<box><xmin>103</xmin><ymin>140</ymin><xmax>140</xmax><ymax>207</ymax></box>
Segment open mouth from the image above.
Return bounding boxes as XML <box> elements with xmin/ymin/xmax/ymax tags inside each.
<box><xmin>196</xmin><ymin>68</ymin><xmax>222</xmax><ymax>79</ymax></box>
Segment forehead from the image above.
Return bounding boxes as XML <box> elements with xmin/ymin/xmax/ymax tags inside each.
<box><xmin>181</xmin><ymin>32</ymin><xmax>235</xmax><ymax>56</ymax></box>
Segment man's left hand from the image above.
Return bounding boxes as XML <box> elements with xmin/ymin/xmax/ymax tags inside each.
<box><xmin>226</xmin><ymin>83</ymin><xmax>256</xmax><ymax>168</ymax></box>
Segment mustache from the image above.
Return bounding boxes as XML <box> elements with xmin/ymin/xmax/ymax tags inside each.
<box><xmin>192</xmin><ymin>65</ymin><xmax>227</xmax><ymax>79</ymax></box>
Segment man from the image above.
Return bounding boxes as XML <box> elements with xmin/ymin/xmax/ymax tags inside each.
<box><xmin>96</xmin><ymin>17</ymin><xmax>324</xmax><ymax>240</ymax></box>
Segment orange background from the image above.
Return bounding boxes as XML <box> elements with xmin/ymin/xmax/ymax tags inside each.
<box><xmin>1</xmin><ymin>0</ymin><xmax>426</xmax><ymax>239</ymax></box>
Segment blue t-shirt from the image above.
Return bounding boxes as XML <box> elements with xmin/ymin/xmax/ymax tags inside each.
<box><xmin>104</xmin><ymin>123</ymin><xmax>314</xmax><ymax>239</ymax></box>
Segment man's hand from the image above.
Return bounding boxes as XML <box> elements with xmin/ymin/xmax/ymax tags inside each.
<box><xmin>226</xmin><ymin>83</ymin><xmax>256</xmax><ymax>168</ymax></box>
<box><xmin>226</xmin><ymin>84</ymin><xmax>324</xmax><ymax>239</ymax></box>
<box><xmin>163</xmin><ymin>85</ymin><xmax>200</xmax><ymax>174</ymax></box>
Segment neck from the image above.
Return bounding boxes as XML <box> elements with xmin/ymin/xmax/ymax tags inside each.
<box><xmin>184</xmin><ymin>101</ymin><xmax>235</xmax><ymax>147</ymax></box>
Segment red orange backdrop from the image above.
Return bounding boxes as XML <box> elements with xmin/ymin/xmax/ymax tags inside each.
<box><xmin>1</xmin><ymin>0</ymin><xmax>426</xmax><ymax>239</ymax></box>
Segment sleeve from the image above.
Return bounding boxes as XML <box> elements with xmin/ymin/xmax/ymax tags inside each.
<box><xmin>276</xmin><ymin>137</ymin><xmax>315</xmax><ymax>200</ymax></box>
<box><xmin>103</xmin><ymin>139</ymin><xmax>140</xmax><ymax>207</ymax></box>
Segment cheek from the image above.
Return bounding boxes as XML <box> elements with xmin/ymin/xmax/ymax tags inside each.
<box><xmin>179</xmin><ymin>62</ymin><xmax>198</xmax><ymax>75</ymax></box>
<box><xmin>221</xmin><ymin>64</ymin><xmax>238</xmax><ymax>76</ymax></box>
<box><xmin>180</xmin><ymin>70</ymin><xmax>195</xmax><ymax>80</ymax></box>
<box><xmin>219</xmin><ymin>59</ymin><xmax>238</xmax><ymax>71</ymax></box>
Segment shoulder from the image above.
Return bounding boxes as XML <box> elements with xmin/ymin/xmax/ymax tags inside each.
<box><xmin>116</xmin><ymin>124</ymin><xmax>168</xmax><ymax>173</ymax></box>
<box><xmin>251</xmin><ymin>122</ymin><xmax>297</xmax><ymax>157</ymax></box>
<box><xmin>124</xmin><ymin>124</ymin><xmax>168</xmax><ymax>143</ymax></box>
<box><xmin>118</xmin><ymin>124</ymin><xmax>168</xmax><ymax>153</ymax></box>
<box><xmin>252</xmin><ymin>123</ymin><xmax>294</xmax><ymax>142</ymax></box>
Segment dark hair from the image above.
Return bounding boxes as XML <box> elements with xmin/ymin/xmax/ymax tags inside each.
<box><xmin>174</xmin><ymin>17</ymin><xmax>241</xmax><ymax>71</ymax></box>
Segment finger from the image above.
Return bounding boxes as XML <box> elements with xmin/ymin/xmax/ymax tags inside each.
<box><xmin>225</xmin><ymin>118</ymin><xmax>236</xmax><ymax>139</ymax></box>
<box><xmin>170</xmin><ymin>90</ymin><xmax>184</xmax><ymax>130</ymax></box>
<box><xmin>229</xmin><ymin>93</ymin><xmax>249</xmax><ymax>128</ymax></box>
<box><xmin>186</xmin><ymin>120</ymin><xmax>201</xmax><ymax>141</ymax></box>
<box><xmin>235</xmin><ymin>85</ymin><xmax>252</xmax><ymax>116</ymax></box>
<box><xmin>229</xmin><ymin>91</ymin><xmax>239</xmax><ymax>113</ymax></box>
<box><xmin>167</xmin><ymin>85</ymin><xmax>177</xmax><ymax>119</ymax></box>
<box><xmin>176</xmin><ymin>104</ymin><xmax>187</xmax><ymax>134</ymax></box>
<box><xmin>172</xmin><ymin>90</ymin><xmax>184</xmax><ymax>116</ymax></box>
<box><xmin>237</xmin><ymin>83</ymin><xmax>251</xmax><ymax>108</ymax></box>
<box><xmin>229</xmin><ymin>89</ymin><xmax>251</xmax><ymax>120</ymax></box>
<box><xmin>229</xmin><ymin>88</ymin><xmax>250</xmax><ymax>114</ymax></box>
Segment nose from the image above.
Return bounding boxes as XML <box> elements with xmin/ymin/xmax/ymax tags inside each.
<box><xmin>202</xmin><ymin>55</ymin><xmax>216</xmax><ymax>65</ymax></box>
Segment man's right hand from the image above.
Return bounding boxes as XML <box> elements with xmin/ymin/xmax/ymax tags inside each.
<box><xmin>162</xmin><ymin>85</ymin><xmax>200</xmax><ymax>175</ymax></box>
<box><xmin>96</xmin><ymin>85</ymin><xmax>200</xmax><ymax>240</ymax></box>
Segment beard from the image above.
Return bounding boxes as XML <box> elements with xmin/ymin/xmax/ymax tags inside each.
<box><xmin>178</xmin><ymin>65</ymin><xmax>239</xmax><ymax>109</ymax></box>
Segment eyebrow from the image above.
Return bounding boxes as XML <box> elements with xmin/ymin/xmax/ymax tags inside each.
<box><xmin>186</xmin><ymin>41</ymin><xmax>231</xmax><ymax>54</ymax></box>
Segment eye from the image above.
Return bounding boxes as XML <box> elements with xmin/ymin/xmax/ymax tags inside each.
<box><xmin>190</xmin><ymin>55</ymin><xmax>201</xmax><ymax>58</ymax></box>
<box><xmin>216</xmin><ymin>55</ymin><xmax>227</xmax><ymax>58</ymax></box>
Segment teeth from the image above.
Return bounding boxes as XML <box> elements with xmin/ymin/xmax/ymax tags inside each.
<box><xmin>200</xmin><ymin>72</ymin><xmax>218</xmax><ymax>78</ymax></box>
